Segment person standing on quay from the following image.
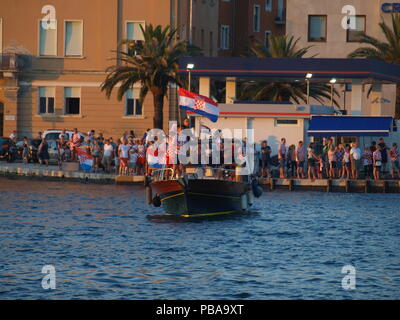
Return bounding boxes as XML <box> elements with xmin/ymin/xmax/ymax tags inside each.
<box><xmin>38</xmin><ymin>137</ymin><xmax>49</xmax><ymax>166</ymax></box>
<box><xmin>260</xmin><ymin>140</ymin><xmax>272</xmax><ymax>178</ymax></box>
<box><xmin>278</xmin><ymin>138</ymin><xmax>287</xmax><ymax>179</ymax></box>
<box><xmin>373</xmin><ymin>145</ymin><xmax>383</xmax><ymax>180</ymax></box>
<box><xmin>295</xmin><ymin>141</ymin><xmax>306</xmax><ymax>179</ymax></box>
<box><xmin>70</xmin><ymin>128</ymin><xmax>81</xmax><ymax>161</ymax></box>
<box><xmin>307</xmin><ymin>142</ymin><xmax>318</xmax><ymax>180</ymax></box>
<box><xmin>350</xmin><ymin>142</ymin><xmax>361</xmax><ymax>179</ymax></box>
<box><xmin>378</xmin><ymin>138</ymin><xmax>389</xmax><ymax>177</ymax></box>
<box><xmin>389</xmin><ymin>143</ymin><xmax>400</xmax><ymax>179</ymax></box>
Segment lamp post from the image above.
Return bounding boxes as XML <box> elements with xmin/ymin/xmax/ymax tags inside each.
<box><xmin>186</xmin><ymin>63</ymin><xmax>194</xmax><ymax>91</ymax></box>
<box><xmin>305</xmin><ymin>73</ymin><xmax>313</xmax><ymax>105</ymax></box>
<box><xmin>183</xmin><ymin>63</ymin><xmax>195</xmax><ymax>125</ymax></box>
<box><xmin>329</xmin><ymin>78</ymin><xmax>336</xmax><ymax>107</ymax></box>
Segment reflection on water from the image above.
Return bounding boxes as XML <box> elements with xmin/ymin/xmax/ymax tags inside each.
<box><xmin>0</xmin><ymin>177</ymin><xmax>399</xmax><ymax>299</ymax></box>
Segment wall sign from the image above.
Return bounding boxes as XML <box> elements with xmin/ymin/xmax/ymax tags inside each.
<box><xmin>381</xmin><ymin>3</ymin><xmax>400</xmax><ymax>13</ymax></box>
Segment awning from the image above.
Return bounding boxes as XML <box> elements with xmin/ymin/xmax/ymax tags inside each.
<box><xmin>308</xmin><ymin>116</ymin><xmax>393</xmax><ymax>137</ymax></box>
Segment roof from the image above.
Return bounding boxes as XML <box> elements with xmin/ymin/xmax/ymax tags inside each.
<box><xmin>179</xmin><ymin>57</ymin><xmax>400</xmax><ymax>84</ymax></box>
<box><xmin>187</xmin><ymin>103</ymin><xmax>336</xmax><ymax>118</ymax></box>
<box><xmin>308</xmin><ymin>116</ymin><xmax>393</xmax><ymax>137</ymax></box>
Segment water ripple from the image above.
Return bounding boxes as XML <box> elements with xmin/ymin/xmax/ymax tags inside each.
<box><xmin>0</xmin><ymin>178</ymin><xmax>399</xmax><ymax>299</ymax></box>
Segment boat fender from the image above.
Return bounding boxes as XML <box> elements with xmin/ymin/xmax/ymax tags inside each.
<box><xmin>145</xmin><ymin>186</ymin><xmax>152</xmax><ymax>205</ymax></box>
<box><xmin>152</xmin><ymin>195</ymin><xmax>161</xmax><ymax>207</ymax></box>
<box><xmin>251</xmin><ymin>179</ymin><xmax>263</xmax><ymax>198</ymax></box>
<box><xmin>246</xmin><ymin>190</ymin><xmax>254</xmax><ymax>206</ymax></box>
<box><xmin>240</xmin><ymin>194</ymin><xmax>248</xmax><ymax>211</ymax></box>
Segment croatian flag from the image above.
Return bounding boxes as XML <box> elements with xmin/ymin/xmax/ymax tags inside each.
<box><xmin>76</xmin><ymin>148</ymin><xmax>93</xmax><ymax>171</ymax></box>
<box><xmin>179</xmin><ymin>88</ymin><xmax>219</xmax><ymax>122</ymax></box>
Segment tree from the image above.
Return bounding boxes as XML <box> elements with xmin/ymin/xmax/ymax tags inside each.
<box><xmin>240</xmin><ymin>35</ymin><xmax>339</xmax><ymax>106</ymax></box>
<box><xmin>348</xmin><ymin>14</ymin><xmax>400</xmax><ymax>119</ymax></box>
<box><xmin>101</xmin><ymin>24</ymin><xmax>194</xmax><ymax>129</ymax></box>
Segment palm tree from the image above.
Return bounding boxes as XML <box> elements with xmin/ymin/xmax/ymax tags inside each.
<box><xmin>348</xmin><ymin>14</ymin><xmax>400</xmax><ymax>119</ymax></box>
<box><xmin>240</xmin><ymin>35</ymin><xmax>339</xmax><ymax>106</ymax></box>
<box><xmin>101</xmin><ymin>24</ymin><xmax>192</xmax><ymax>129</ymax></box>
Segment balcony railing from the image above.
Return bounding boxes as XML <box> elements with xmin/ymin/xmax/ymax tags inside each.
<box><xmin>0</xmin><ymin>53</ymin><xmax>18</xmax><ymax>71</ymax></box>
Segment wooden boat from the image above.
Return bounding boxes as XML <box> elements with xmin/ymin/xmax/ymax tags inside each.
<box><xmin>145</xmin><ymin>168</ymin><xmax>262</xmax><ymax>219</ymax></box>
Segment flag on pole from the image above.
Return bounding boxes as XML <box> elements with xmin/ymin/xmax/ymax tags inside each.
<box><xmin>179</xmin><ymin>88</ymin><xmax>219</xmax><ymax>122</ymax></box>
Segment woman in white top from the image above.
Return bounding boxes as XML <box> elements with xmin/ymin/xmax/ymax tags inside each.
<box><xmin>118</xmin><ymin>139</ymin><xmax>130</xmax><ymax>175</ymax></box>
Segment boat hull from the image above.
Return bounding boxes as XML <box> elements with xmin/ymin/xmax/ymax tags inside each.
<box><xmin>150</xmin><ymin>179</ymin><xmax>250</xmax><ymax>218</ymax></box>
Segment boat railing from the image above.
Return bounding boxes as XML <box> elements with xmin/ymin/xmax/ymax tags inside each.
<box><xmin>151</xmin><ymin>168</ymin><xmax>175</xmax><ymax>181</ymax></box>
<box><xmin>187</xmin><ymin>166</ymin><xmax>251</xmax><ymax>183</ymax></box>
<box><xmin>151</xmin><ymin>166</ymin><xmax>250</xmax><ymax>183</ymax></box>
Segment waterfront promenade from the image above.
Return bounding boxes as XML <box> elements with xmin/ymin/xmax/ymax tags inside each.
<box><xmin>1</xmin><ymin>162</ymin><xmax>399</xmax><ymax>193</ymax></box>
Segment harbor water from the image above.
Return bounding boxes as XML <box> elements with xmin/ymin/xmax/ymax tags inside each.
<box><xmin>0</xmin><ymin>177</ymin><xmax>399</xmax><ymax>299</ymax></box>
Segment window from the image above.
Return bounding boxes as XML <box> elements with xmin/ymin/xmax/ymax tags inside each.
<box><xmin>64</xmin><ymin>87</ymin><xmax>80</xmax><ymax>115</ymax></box>
<box><xmin>253</xmin><ymin>5</ymin><xmax>260</xmax><ymax>32</ymax></box>
<box><xmin>39</xmin><ymin>20</ymin><xmax>57</xmax><ymax>56</ymax></box>
<box><xmin>308</xmin><ymin>15</ymin><xmax>327</xmax><ymax>42</ymax></box>
<box><xmin>125</xmin><ymin>88</ymin><xmax>142</xmax><ymax>116</ymax></box>
<box><xmin>265</xmin><ymin>0</ymin><xmax>272</xmax><ymax>11</ymax></box>
<box><xmin>126</xmin><ymin>21</ymin><xmax>145</xmax><ymax>55</ymax></box>
<box><xmin>265</xmin><ymin>30</ymin><xmax>271</xmax><ymax>49</ymax></box>
<box><xmin>347</xmin><ymin>16</ymin><xmax>366</xmax><ymax>42</ymax></box>
<box><xmin>38</xmin><ymin>87</ymin><xmax>55</xmax><ymax>114</ymax></box>
<box><xmin>276</xmin><ymin>119</ymin><xmax>298</xmax><ymax>126</ymax></box>
<box><xmin>65</xmin><ymin>21</ymin><xmax>83</xmax><ymax>56</ymax></box>
<box><xmin>201</xmin><ymin>29</ymin><xmax>205</xmax><ymax>48</ymax></box>
<box><xmin>220</xmin><ymin>25</ymin><xmax>230</xmax><ymax>50</ymax></box>
<box><xmin>126</xmin><ymin>21</ymin><xmax>145</xmax><ymax>41</ymax></box>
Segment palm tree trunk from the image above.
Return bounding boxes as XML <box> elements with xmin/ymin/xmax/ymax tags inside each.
<box><xmin>396</xmin><ymin>83</ymin><xmax>400</xmax><ymax>120</ymax></box>
<box><xmin>152</xmin><ymin>89</ymin><xmax>164</xmax><ymax>129</ymax></box>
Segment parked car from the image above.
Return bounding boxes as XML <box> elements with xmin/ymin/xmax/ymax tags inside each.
<box><xmin>0</xmin><ymin>137</ymin><xmax>18</xmax><ymax>162</ymax></box>
<box><xmin>42</xmin><ymin>129</ymin><xmax>86</xmax><ymax>142</ymax></box>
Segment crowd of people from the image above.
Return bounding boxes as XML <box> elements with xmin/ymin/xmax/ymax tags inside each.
<box><xmin>8</xmin><ymin>127</ymin><xmax>400</xmax><ymax>180</ymax></box>
<box><xmin>260</xmin><ymin>137</ymin><xmax>400</xmax><ymax>180</ymax></box>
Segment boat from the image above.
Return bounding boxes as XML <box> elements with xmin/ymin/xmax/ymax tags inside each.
<box><xmin>145</xmin><ymin>167</ymin><xmax>263</xmax><ymax>219</ymax></box>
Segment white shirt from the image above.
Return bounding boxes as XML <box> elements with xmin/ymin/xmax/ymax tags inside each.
<box><xmin>350</xmin><ymin>147</ymin><xmax>361</xmax><ymax>160</ymax></box>
<box><xmin>119</xmin><ymin>144</ymin><xmax>130</xmax><ymax>158</ymax></box>
<box><xmin>103</xmin><ymin>144</ymin><xmax>114</xmax><ymax>157</ymax></box>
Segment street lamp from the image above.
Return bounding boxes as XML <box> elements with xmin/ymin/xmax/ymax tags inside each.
<box><xmin>329</xmin><ymin>78</ymin><xmax>336</xmax><ymax>107</ymax></box>
<box><xmin>187</xmin><ymin>63</ymin><xmax>194</xmax><ymax>91</ymax></box>
<box><xmin>305</xmin><ymin>73</ymin><xmax>313</xmax><ymax>104</ymax></box>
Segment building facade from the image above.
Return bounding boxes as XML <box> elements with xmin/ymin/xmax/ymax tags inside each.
<box><xmin>218</xmin><ymin>0</ymin><xmax>286</xmax><ymax>56</ymax></box>
<box><xmin>286</xmin><ymin>0</ymin><xmax>399</xmax><ymax>117</ymax></box>
<box><xmin>0</xmin><ymin>0</ymin><xmax>219</xmax><ymax>138</ymax></box>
